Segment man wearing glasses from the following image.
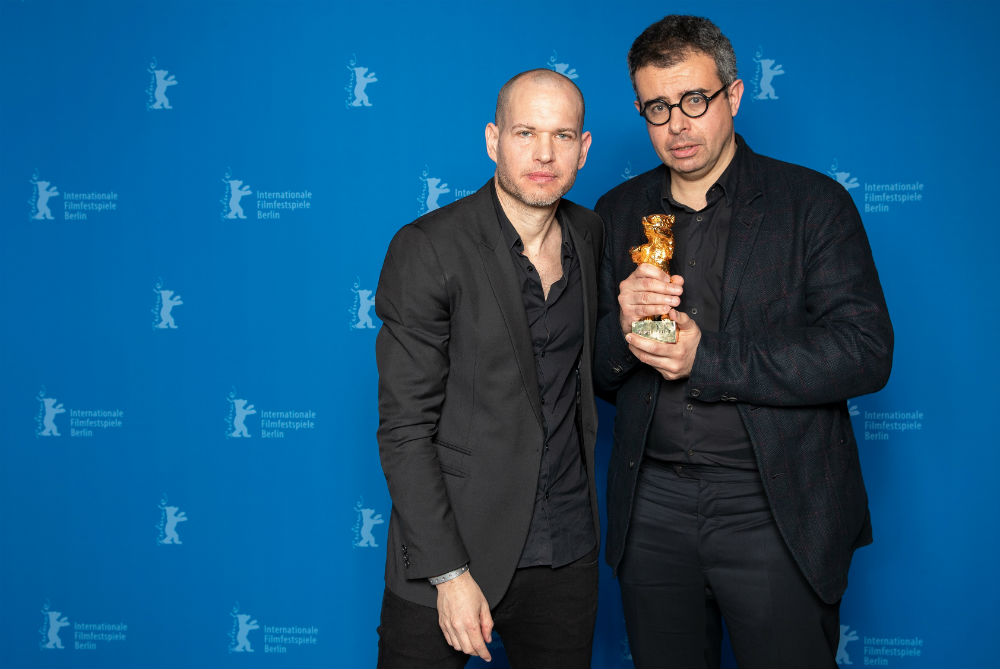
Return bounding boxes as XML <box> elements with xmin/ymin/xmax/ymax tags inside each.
<box><xmin>594</xmin><ymin>15</ymin><xmax>893</xmax><ymax>668</ymax></box>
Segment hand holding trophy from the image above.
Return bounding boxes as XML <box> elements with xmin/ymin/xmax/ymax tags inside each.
<box><xmin>629</xmin><ymin>214</ymin><xmax>677</xmax><ymax>343</ymax></box>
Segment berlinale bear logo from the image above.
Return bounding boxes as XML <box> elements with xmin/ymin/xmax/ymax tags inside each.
<box><xmin>353</xmin><ymin>499</ymin><xmax>384</xmax><ymax>548</ymax></box>
<box><xmin>223</xmin><ymin>173</ymin><xmax>253</xmax><ymax>220</ymax></box>
<box><xmin>40</xmin><ymin>602</ymin><xmax>70</xmax><ymax>650</ymax></box>
<box><xmin>37</xmin><ymin>391</ymin><xmax>66</xmax><ymax>437</ymax></box>
<box><xmin>228</xmin><ymin>394</ymin><xmax>257</xmax><ymax>438</ymax></box>
<box><xmin>752</xmin><ymin>46</ymin><xmax>785</xmax><ymax>101</ymax></box>
<box><xmin>147</xmin><ymin>58</ymin><xmax>178</xmax><ymax>110</ymax></box>
<box><xmin>153</xmin><ymin>279</ymin><xmax>183</xmax><ymax>329</ymax></box>
<box><xmin>30</xmin><ymin>171</ymin><xmax>59</xmax><ymax>220</ymax></box>
<box><xmin>229</xmin><ymin>604</ymin><xmax>259</xmax><ymax>653</ymax></box>
<box><xmin>158</xmin><ymin>496</ymin><xmax>189</xmax><ymax>545</ymax></box>
<box><xmin>346</xmin><ymin>54</ymin><xmax>377</xmax><ymax>108</ymax></box>
<box><xmin>350</xmin><ymin>280</ymin><xmax>377</xmax><ymax>330</ymax></box>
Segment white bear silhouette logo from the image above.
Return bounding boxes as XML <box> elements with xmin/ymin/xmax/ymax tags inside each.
<box><xmin>754</xmin><ymin>50</ymin><xmax>785</xmax><ymax>100</ymax></box>
<box><xmin>837</xmin><ymin>625</ymin><xmax>859</xmax><ymax>665</ymax></box>
<box><xmin>350</xmin><ymin>282</ymin><xmax>375</xmax><ymax>330</ymax></box>
<box><xmin>547</xmin><ymin>52</ymin><xmax>579</xmax><ymax>80</ymax></box>
<box><xmin>230</xmin><ymin>398</ymin><xmax>256</xmax><ymax>438</ymax></box>
<box><xmin>151</xmin><ymin>69</ymin><xmax>178</xmax><ymax>109</ymax></box>
<box><xmin>425</xmin><ymin>177</ymin><xmax>450</xmax><ymax>212</ymax></box>
<box><xmin>349</xmin><ymin>65</ymin><xmax>377</xmax><ymax>107</ymax></box>
<box><xmin>829</xmin><ymin>161</ymin><xmax>860</xmax><ymax>190</ymax></box>
<box><xmin>39</xmin><ymin>396</ymin><xmax>66</xmax><ymax>437</ymax></box>
<box><xmin>232</xmin><ymin>613</ymin><xmax>259</xmax><ymax>652</ymax></box>
<box><xmin>161</xmin><ymin>506</ymin><xmax>188</xmax><ymax>544</ymax></box>
<box><xmin>32</xmin><ymin>179</ymin><xmax>59</xmax><ymax>220</ymax></box>
<box><xmin>357</xmin><ymin>507</ymin><xmax>384</xmax><ymax>547</ymax></box>
<box><xmin>833</xmin><ymin>171</ymin><xmax>859</xmax><ymax>190</ymax></box>
<box><xmin>225</xmin><ymin>179</ymin><xmax>252</xmax><ymax>219</ymax></box>
<box><xmin>43</xmin><ymin>610</ymin><xmax>70</xmax><ymax>649</ymax></box>
<box><xmin>156</xmin><ymin>289</ymin><xmax>183</xmax><ymax>328</ymax></box>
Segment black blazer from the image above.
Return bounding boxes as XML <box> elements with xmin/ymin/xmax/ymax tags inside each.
<box><xmin>375</xmin><ymin>181</ymin><xmax>603</xmax><ymax>608</ymax></box>
<box><xmin>594</xmin><ymin>138</ymin><xmax>893</xmax><ymax>604</ymax></box>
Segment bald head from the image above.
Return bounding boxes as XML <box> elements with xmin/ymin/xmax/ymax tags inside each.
<box><xmin>495</xmin><ymin>69</ymin><xmax>585</xmax><ymax>129</ymax></box>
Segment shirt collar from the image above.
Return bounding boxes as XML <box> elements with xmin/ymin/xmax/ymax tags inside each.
<box><xmin>660</xmin><ymin>137</ymin><xmax>743</xmax><ymax>212</ymax></box>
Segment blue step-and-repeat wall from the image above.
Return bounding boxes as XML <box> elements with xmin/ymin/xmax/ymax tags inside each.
<box><xmin>2</xmin><ymin>1</ymin><xmax>998</xmax><ymax>667</ymax></box>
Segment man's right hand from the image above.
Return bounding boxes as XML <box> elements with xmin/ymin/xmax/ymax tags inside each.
<box><xmin>436</xmin><ymin>570</ymin><xmax>494</xmax><ymax>662</ymax></box>
<box><xmin>618</xmin><ymin>264</ymin><xmax>685</xmax><ymax>336</ymax></box>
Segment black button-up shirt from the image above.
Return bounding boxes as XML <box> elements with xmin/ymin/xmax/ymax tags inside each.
<box><xmin>645</xmin><ymin>147</ymin><xmax>756</xmax><ymax>469</ymax></box>
<box><xmin>492</xmin><ymin>185</ymin><xmax>595</xmax><ymax>568</ymax></box>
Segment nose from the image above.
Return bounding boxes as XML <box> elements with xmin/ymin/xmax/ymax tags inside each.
<box><xmin>535</xmin><ymin>133</ymin><xmax>555</xmax><ymax>163</ymax></box>
<box><xmin>667</xmin><ymin>108</ymin><xmax>689</xmax><ymax>134</ymax></box>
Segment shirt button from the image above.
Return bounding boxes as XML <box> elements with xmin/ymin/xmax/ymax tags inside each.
<box><xmin>628</xmin><ymin>459</ymin><xmax>635</xmax><ymax>469</ymax></box>
<box><xmin>686</xmin><ymin>403</ymin><xmax>694</xmax><ymax>411</ymax></box>
<box><xmin>644</xmin><ymin>393</ymin><xmax>652</xmax><ymax>405</ymax></box>
<box><xmin>688</xmin><ymin>259</ymin><xmax>696</xmax><ymax>267</ymax></box>
<box><xmin>690</xmin><ymin>388</ymin><xmax>701</xmax><ymax>397</ymax></box>
<box><xmin>688</xmin><ymin>449</ymin><xmax>695</xmax><ymax>456</ymax></box>
<box><xmin>690</xmin><ymin>307</ymin><xmax>699</xmax><ymax>315</ymax></box>
<box><xmin>696</xmin><ymin>215</ymin><xmax>703</xmax><ymax>222</ymax></box>
<box><xmin>527</xmin><ymin>265</ymin><xmax>535</xmax><ymax>272</ymax></box>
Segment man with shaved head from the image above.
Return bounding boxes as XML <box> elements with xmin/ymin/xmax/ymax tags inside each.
<box><xmin>375</xmin><ymin>69</ymin><xmax>603</xmax><ymax>668</ymax></box>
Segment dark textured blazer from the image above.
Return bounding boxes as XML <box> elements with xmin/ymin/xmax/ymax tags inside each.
<box><xmin>594</xmin><ymin>138</ymin><xmax>893</xmax><ymax>604</ymax></box>
<box><xmin>375</xmin><ymin>181</ymin><xmax>604</xmax><ymax>608</ymax></box>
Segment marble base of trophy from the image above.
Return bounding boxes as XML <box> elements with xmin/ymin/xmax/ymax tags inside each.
<box><xmin>632</xmin><ymin>317</ymin><xmax>677</xmax><ymax>343</ymax></box>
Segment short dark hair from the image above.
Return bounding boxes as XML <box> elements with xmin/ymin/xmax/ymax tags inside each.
<box><xmin>627</xmin><ymin>15</ymin><xmax>737</xmax><ymax>93</ymax></box>
<box><xmin>495</xmin><ymin>69</ymin><xmax>585</xmax><ymax>128</ymax></box>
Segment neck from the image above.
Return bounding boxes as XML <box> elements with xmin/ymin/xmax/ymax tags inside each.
<box><xmin>494</xmin><ymin>178</ymin><xmax>560</xmax><ymax>251</ymax></box>
<box><xmin>670</xmin><ymin>133</ymin><xmax>737</xmax><ymax>210</ymax></box>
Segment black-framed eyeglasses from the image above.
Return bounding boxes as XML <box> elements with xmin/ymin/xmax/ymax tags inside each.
<box><xmin>639</xmin><ymin>84</ymin><xmax>730</xmax><ymax>126</ymax></box>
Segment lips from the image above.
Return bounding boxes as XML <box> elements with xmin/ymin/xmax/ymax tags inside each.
<box><xmin>669</xmin><ymin>143</ymin><xmax>699</xmax><ymax>158</ymax></box>
<box><xmin>527</xmin><ymin>171</ymin><xmax>558</xmax><ymax>183</ymax></box>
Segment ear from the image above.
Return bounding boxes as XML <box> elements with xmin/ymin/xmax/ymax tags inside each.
<box><xmin>577</xmin><ymin>131</ymin><xmax>593</xmax><ymax>170</ymax></box>
<box><xmin>727</xmin><ymin>79</ymin><xmax>744</xmax><ymax>118</ymax></box>
<box><xmin>634</xmin><ymin>99</ymin><xmax>641</xmax><ymax>114</ymax></box>
<box><xmin>485</xmin><ymin>123</ymin><xmax>499</xmax><ymax>164</ymax></box>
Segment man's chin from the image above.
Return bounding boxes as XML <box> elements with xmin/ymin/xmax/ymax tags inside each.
<box><xmin>513</xmin><ymin>186</ymin><xmax>566</xmax><ymax>209</ymax></box>
<box><xmin>497</xmin><ymin>173</ymin><xmax>573</xmax><ymax>209</ymax></box>
<box><xmin>663</xmin><ymin>158</ymin><xmax>710</xmax><ymax>179</ymax></box>
<box><xmin>522</xmin><ymin>192</ymin><xmax>562</xmax><ymax>207</ymax></box>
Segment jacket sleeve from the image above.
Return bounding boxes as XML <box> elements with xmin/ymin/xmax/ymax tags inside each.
<box><xmin>690</xmin><ymin>186</ymin><xmax>893</xmax><ymax>406</ymax></box>
<box><xmin>375</xmin><ymin>223</ymin><xmax>469</xmax><ymax>578</ymax></box>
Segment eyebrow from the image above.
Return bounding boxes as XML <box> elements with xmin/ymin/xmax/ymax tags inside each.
<box><xmin>641</xmin><ymin>87</ymin><xmax>712</xmax><ymax>105</ymax></box>
<box><xmin>510</xmin><ymin>124</ymin><xmax>578</xmax><ymax>134</ymax></box>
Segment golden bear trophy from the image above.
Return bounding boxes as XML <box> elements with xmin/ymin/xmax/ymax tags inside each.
<box><xmin>629</xmin><ymin>214</ymin><xmax>677</xmax><ymax>343</ymax></box>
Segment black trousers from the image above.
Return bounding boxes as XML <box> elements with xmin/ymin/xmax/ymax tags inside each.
<box><xmin>377</xmin><ymin>549</ymin><xmax>598</xmax><ymax>669</ymax></box>
<box><xmin>619</xmin><ymin>462</ymin><xmax>840</xmax><ymax>669</ymax></box>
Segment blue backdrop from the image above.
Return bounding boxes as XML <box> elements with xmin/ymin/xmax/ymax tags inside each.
<box><xmin>2</xmin><ymin>1</ymin><xmax>998</xmax><ymax>667</ymax></box>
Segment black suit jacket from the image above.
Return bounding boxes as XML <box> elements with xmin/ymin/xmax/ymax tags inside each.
<box><xmin>376</xmin><ymin>181</ymin><xmax>603</xmax><ymax>608</ymax></box>
<box><xmin>594</xmin><ymin>138</ymin><xmax>893</xmax><ymax>604</ymax></box>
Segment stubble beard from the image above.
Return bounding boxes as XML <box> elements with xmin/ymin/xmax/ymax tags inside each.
<box><xmin>495</xmin><ymin>164</ymin><xmax>572</xmax><ymax>209</ymax></box>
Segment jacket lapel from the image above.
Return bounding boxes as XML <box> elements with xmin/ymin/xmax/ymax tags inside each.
<box><xmin>473</xmin><ymin>183</ymin><xmax>545</xmax><ymax>431</ymax></box>
<box><xmin>564</xmin><ymin>210</ymin><xmax>596</xmax><ymax>350</ymax></box>
<box><xmin>720</xmin><ymin>144</ymin><xmax>765</xmax><ymax>330</ymax></box>
<box><xmin>564</xmin><ymin>208</ymin><xmax>598</xmax><ymax>437</ymax></box>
